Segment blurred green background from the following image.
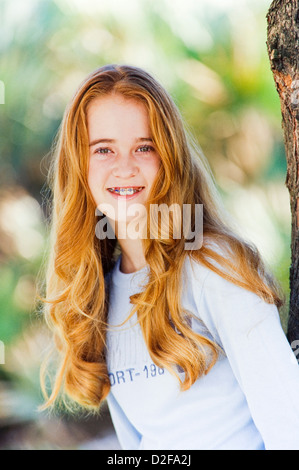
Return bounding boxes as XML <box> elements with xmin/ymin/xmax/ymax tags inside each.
<box><xmin>0</xmin><ymin>0</ymin><xmax>290</xmax><ymax>449</ymax></box>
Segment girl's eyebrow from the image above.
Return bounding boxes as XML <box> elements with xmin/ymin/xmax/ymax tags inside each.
<box><xmin>89</xmin><ymin>137</ymin><xmax>153</xmax><ymax>147</ymax></box>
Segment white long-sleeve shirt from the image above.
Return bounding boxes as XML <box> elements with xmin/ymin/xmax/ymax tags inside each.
<box><xmin>105</xmin><ymin>254</ymin><xmax>299</xmax><ymax>450</ymax></box>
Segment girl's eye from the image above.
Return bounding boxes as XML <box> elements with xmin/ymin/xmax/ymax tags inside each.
<box><xmin>136</xmin><ymin>145</ymin><xmax>154</xmax><ymax>153</ymax></box>
<box><xmin>95</xmin><ymin>147</ymin><xmax>112</xmax><ymax>155</ymax></box>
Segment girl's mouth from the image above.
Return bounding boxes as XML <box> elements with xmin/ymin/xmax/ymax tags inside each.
<box><xmin>106</xmin><ymin>187</ymin><xmax>145</xmax><ymax>199</ymax></box>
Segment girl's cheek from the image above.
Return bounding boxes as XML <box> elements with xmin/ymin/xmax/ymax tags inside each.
<box><xmin>87</xmin><ymin>167</ymin><xmax>100</xmax><ymax>191</ymax></box>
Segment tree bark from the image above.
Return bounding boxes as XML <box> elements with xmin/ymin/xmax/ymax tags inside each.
<box><xmin>267</xmin><ymin>0</ymin><xmax>299</xmax><ymax>345</ymax></box>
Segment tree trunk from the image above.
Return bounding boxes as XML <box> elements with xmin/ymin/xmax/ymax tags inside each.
<box><xmin>266</xmin><ymin>0</ymin><xmax>299</xmax><ymax>345</ymax></box>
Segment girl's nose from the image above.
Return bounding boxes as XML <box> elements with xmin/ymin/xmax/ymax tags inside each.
<box><xmin>111</xmin><ymin>153</ymin><xmax>138</xmax><ymax>179</ymax></box>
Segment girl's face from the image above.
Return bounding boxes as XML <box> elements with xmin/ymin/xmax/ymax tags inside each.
<box><xmin>87</xmin><ymin>94</ymin><xmax>161</xmax><ymax>227</ymax></box>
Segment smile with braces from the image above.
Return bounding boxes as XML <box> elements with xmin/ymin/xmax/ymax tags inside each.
<box><xmin>107</xmin><ymin>187</ymin><xmax>144</xmax><ymax>195</ymax></box>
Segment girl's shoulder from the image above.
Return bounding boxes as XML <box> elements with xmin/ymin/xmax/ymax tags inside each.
<box><xmin>182</xmin><ymin>240</ymin><xmax>280</xmax><ymax>337</ymax></box>
<box><xmin>183</xmin><ymin>238</ymin><xmax>232</xmax><ymax>289</ymax></box>
<box><xmin>183</xmin><ymin>237</ymin><xmax>257</xmax><ymax>298</ymax></box>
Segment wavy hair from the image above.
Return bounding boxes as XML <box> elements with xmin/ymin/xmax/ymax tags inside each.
<box><xmin>39</xmin><ymin>64</ymin><xmax>284</xmax><ymax>411</ymax></box>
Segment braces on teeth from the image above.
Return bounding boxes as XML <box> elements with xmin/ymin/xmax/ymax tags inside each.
<box><xmin>108</xmin><ymin>187</ymin><xmax>143</xmax><ymax>195</ymax></box>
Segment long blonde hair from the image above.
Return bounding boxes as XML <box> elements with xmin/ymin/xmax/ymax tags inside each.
<box><xmin>39</xmin><ymin>64</ymin><xmax>283</xmax><ymax>411</ymax></box>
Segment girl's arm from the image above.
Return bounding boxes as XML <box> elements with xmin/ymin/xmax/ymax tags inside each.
<box><xmin>190</xmin><ymin>260</ymin><xmax>299</xmax><ymax>450</ymax></box>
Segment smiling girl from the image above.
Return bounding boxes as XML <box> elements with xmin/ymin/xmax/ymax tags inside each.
<box><xmin>40</xmin><ymin>64</ymin><xmax>299</xmax><ymax>450</ymax></box>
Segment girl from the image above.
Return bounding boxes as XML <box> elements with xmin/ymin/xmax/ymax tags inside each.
<box><xmin>40</xmin><ymin>64</ymin><xmax>299</xmax><ymax>450</ymax></box>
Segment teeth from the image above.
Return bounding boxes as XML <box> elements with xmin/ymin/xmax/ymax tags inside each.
<box><xmin>108</xmin><ymin>187</ymin><xmax>143</xmax><ymax>195</ymax></box>
<box><xmin>120</xmin><ymin>188</ymin><xmax>133</xmax><ymax>195</ymax></box>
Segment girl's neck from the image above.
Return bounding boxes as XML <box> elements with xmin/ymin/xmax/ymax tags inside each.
<box><xmin>117</xmin><ymin>238</ymin><xmax>147</xmax><ymax>274</ymax></box>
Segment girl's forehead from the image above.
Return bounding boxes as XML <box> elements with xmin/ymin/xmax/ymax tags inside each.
<box><xmin>87</xmin><ymin>94</ymin><xmax>152</xmax><ymax>140</ymax></box>
<box><xmin>87</xmin><ymin>93</ymin><xmax>146</xmax><ymax>112</ymax></box>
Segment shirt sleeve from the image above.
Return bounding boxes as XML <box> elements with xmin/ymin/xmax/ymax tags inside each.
<box><xmin>106</xmin><ymin>392</ymin><xmax>142</xmax><ymax>450</ymax></box>
<box><xmin>191</xmin><ymin>262</ymin><xmax>299</xmax><ymax>450</ymax></box>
